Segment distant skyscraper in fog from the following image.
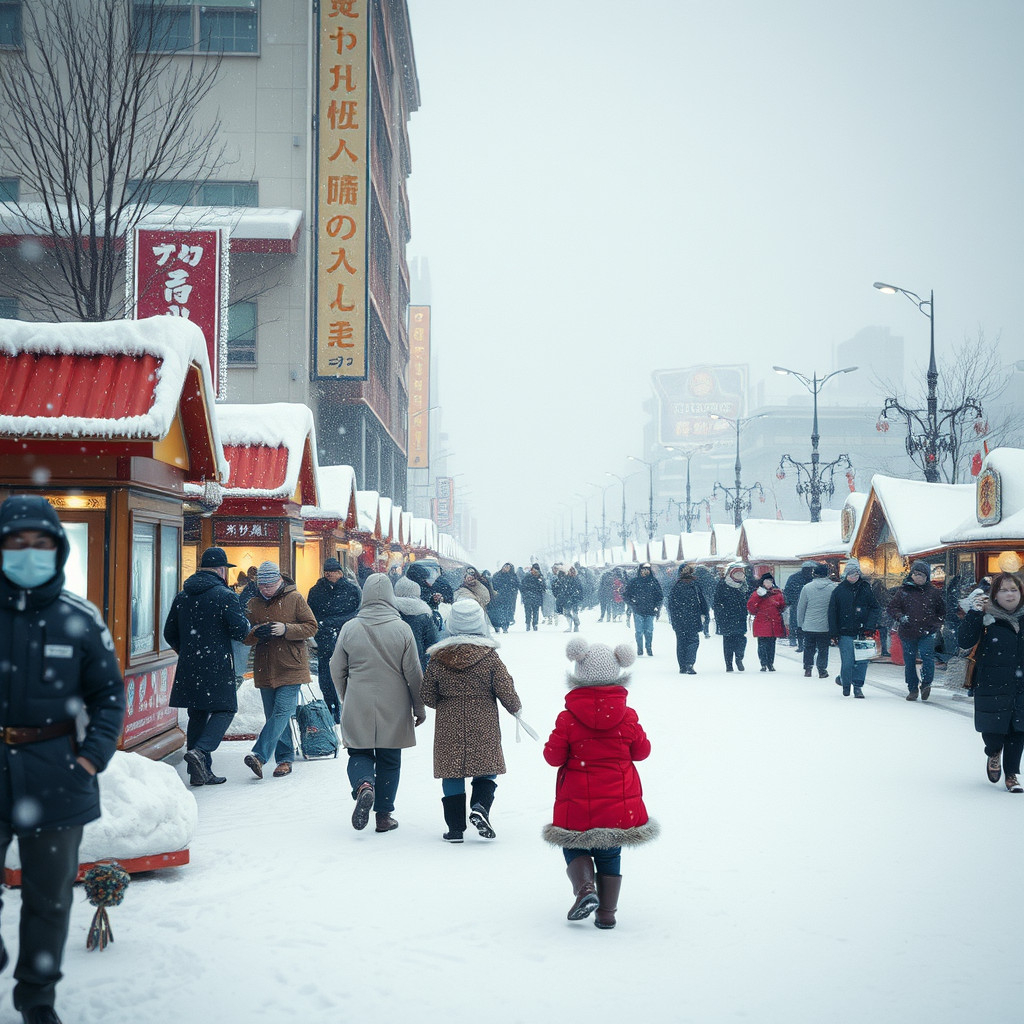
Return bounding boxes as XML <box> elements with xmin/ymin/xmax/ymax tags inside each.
<box><xmin>835</xmin><ymin>326</ymin><xmax>905</xmax><ymax>405</ymax></box>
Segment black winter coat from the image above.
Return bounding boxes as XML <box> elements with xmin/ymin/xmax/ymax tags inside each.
<box><xmin>164</xmin><ymin>570</ymin><xmax>250</xmax><ymax>711</ymax></box>
<box><xmin>784</xmin><ymin>568</ymin><xmax>812</xmax><ymax>612</ymax></box>
<box><xmin>561</xmin><ymin>575</ymin><xmax>584</xmax><ymax>609</ymax></box>
<box><xmin>519</xmin><ymin>572</ymin><xmax>546</xmax><ymax>606</ymax></box>
<box><xmin>828</xmin><ymin>579</ymin><xmax>880</xmax><ymax>637</ymax></box>
<box><xmin>713</xmin><ymin>579</ymin><xmax>749</xmax><ymax>635</ymax></box>
<box><xmin>959</xmin><ymin>608</ymin><xmax>1024</xmax><ymax>734</ymax></box>
<box><xmin>887</xmin><ymin>582</ymin><xmax>945</xmax><ymax>641</ymax></box>
<box><xmin>0</xmin><ymin>496</ymin><xmax>125</xmax><ymax>834</ymax></box>
<box><xmin>307</xmin><ymin>576</ymin><xmax>361</xmax><ymax>654</ymax></box>
<box><xmin>667</xmin><ymin>578</ymin><xmax>709</xmax><ymax>635</ymax></box>
<box><xmin>625</xmin><ymin>572</ymin><xmax>663</xmax><ymax>616</ymax></box>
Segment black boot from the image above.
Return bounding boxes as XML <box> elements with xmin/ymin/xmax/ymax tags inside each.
<box><xmin>735</xmin><ymin>657</ymin><xmax>745</xmax><ymax>671</ymax></box>
<box><xmin>594</xmin><ymin>873</ymin><xmax>622</xmax><ymax>929</ymax></box>
<box><xmin>184</xmin><ymin>749</ymin><xmax>210</xmax><ymax>786</ymax></box>
<box><xmin>203</xmin><ymin>750</ymin><xmax>226</xmax><ymax>785</ymax></box>
<box><xmin>469</xmin><ymin>778</ymin><xmax>497</xmax><ymax>839</ymax></box>
<box><xmin>566</xmin><ymin>856</ymin><xmax>599</xmax><ymax>920</ymax></box>
<box><xmin>441</xmin><ymin>794</ymin><xmax>466</xmax><ymax>843</ymax></box>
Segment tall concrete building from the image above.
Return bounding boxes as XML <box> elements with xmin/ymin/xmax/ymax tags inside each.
<box><xmin>0</xmin><ymin>0</ymin><xmax>419</xmax><ymax>507</ymax></box>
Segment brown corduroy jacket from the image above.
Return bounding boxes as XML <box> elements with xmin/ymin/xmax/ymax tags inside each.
<box><xmin>245</xmin><ymin>580</ymin><xmax>318</xmax><ymax>687</ymax></box>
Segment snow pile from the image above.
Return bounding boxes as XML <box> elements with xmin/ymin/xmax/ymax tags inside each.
<box><xmin>4</xmin><ymin>751</ymin><xmax>196</xmax><ymax>870</ymax></box>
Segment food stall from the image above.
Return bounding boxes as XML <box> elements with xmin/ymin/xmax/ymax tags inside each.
<box><xmin>0</xmin><ymin>318</ymin><xmax>226</xmax><ymax>760</ymax></box>
<box><xmin>301</xmin><ymin>463</ymin><xmax>360</xmax><ymax>573</ymax></box>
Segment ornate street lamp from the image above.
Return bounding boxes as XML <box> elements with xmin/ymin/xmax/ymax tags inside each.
<box><xmin>662</xmin><ymin>443</ymin><xmax>716</xmax><ymax>533</ymax></box>
<box><xmin>606</xmin><ymin>470</ymin><xmax>638</xmax><ymax>546</ymax></box>
<box><xmin>626</xmin><ymin>455</ymin><xmax>662</xmax><ymax>541</ymax></box>
<box><xmin>574</xmin><ymin>492</ymin><xmax>591</xmax><ymax>557</ymax></box>
<box><xmin>589</xmin><ymin>481</ymin><xmax>616</xmax><ymax>553</ymax></box>
<box><xmin>873</xmin><ymin>281</ymin><xmax>986</xmax><ymax>482</ymax></box>
<box><xmin>773</xmin><ymin>365</ymin><xmax>857</xmax><ymax>522</ymax></box>
<box><xmin>709</xmin><ymin>413</ymin><xmax>767</xmax><ymax>528</ymax></box>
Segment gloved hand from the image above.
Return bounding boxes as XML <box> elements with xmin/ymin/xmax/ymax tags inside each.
<box><xmin>972</xmin><ymin>593</ymin><xmax>985</xmax><ymax>612</ymax></box>
<box><xmin>413</xmin><ymin>712</ymin><xmax>426</xmax><ymax>727</ymax></box>
<box><xmin>900</xmin><ymin>615</ymin><xmax>910</xmax><ymax>623</ymax></box>
<box><xmin>253</xmin><ymin>622</ymin><xmax>275</xmax><ymax>640</ymax></box>
<box><xmin>757</xmin><ymin>587</ymin><xmax>767</xmax><ymax>597</ymax></box>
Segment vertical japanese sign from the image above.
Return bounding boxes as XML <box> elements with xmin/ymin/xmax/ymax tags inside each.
<box><xmin>131</xmin><ymin>228</ymin><xmax>228</xmax><ymax>399</ymax></box>
<box><xmin>408</xmin><ymin>305</ymin><xmax>430</xmax><ymax>467</ymax></box>
<box><xmin>435</xmin><ymin>476</ymin><xmax>454</xmax><ymax>529</ymax></box>
<box><xmin>313</xmin><ymin>0</ymin><xmax>369</xmax><ymax>380</ymax></box>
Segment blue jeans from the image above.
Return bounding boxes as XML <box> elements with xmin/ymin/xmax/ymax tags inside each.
<box><xmin>252</xmin><ymin>684</ymin><xmax>300</xmax><ymax>765</ymax></box>
<box><xmin>634</xmin><ymin>614</ymin><xmax>655</xmax><ymax>651</ymax></box>
<box><xmin>441</xmin><ymin>775</ymin><xmax>496</xmax><ymax>796</ymax></box>
<box><xmin>901</xmin><ymin>633</ymin><xmax>936</xmax><ymax>691</ymax></box>
<box><xmin>837</xmin><ymin>636</ymin><xmax>868</xmax><ymax>687</ymax></box>
<box><xmin>347</xmin><ymin>748</ymin><xmax>402</xmax><ymax>812</ymax></box>
<box><xmin>563</xmin><ymin>846</ymin><xmax>622</xmax><ymax>875</ymax></box>
<box><xmin>185</xmin><ymin>708</ymin><xmax>235</xmax><ymax>754</ymax></box>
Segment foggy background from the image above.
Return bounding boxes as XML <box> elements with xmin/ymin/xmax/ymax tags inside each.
<box><xmin>405</xmin><ymin>0</ymin><xmax>1024</xmax><ymax>567</ymax></box>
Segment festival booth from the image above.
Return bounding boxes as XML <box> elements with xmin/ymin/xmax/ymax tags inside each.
<box><xmin>301</xmin><ymin>463</ymin><xmax>360</xmax><ymax>574</ymax></box>
<box><xmin>794</xmin><ymin>493</ymin><xmax>867</xmax><ymax>572</ymax></box>
<box><xmin>353</xmin><ymin>490</ymin><xmax>384</xmax><ymax>575</ymax></box>
<box><xmin>939</xmin><ymin>448</ymin><xmax>1024</xmax><ymax>581</ymax></box>
<box><xmin>679</xmin><ymin>531</ymin><xmax>714</xmax><ymax>565</ymax></box>
<box><xmin>0</xmin><ymin>318</ymin><xmax>226</xmax><ymax>761</ymax></box>
<box><xmin>738</xmin><ymin>517</ymin><xmax>844</xmax><ymax>586</ymax></box>
<box><xmin>710</xmin><ymin>523</ymin><xmax>741</xmax><ymax>566</ymax></box>
<box><xmin>184</xmin><ymin>403</ymin><xmax>320</xmax><ymax>595</ymax></box>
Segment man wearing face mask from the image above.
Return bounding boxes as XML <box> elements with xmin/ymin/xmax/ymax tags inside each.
<box><xmin>0</xmin><ymin>495</ymin><xmax>125</xmax><ymax>1024</ymax></box>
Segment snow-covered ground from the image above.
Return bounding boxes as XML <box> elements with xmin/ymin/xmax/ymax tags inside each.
<box><xmin>5</xmin><ymin>613</ymin><xmax>1018</xmax><ymax>1024</ymax></box>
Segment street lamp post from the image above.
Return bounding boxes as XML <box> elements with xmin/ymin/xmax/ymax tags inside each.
<box><xmin>772</xmin><ymin>365</ymin><xmax>857</xmax><ymax>522</ymax></box>
<box><xmin>663</xmin><ymin>443</ymin><xmax>715</xmax><ymax>532</ymax></box>
<box><xmin>709</xmin><ymin>413</ymin><xmax>767</xmax><ymax>528</ymax></box>
<box><xmin>873</xmin><ymin>281</ymin><xmax>985</xmax><ymax>483</ymax></box>
<box><xmin>626</xmin><ymin>455</ymin><xmax>660</xmax><ymax>541</ymax></box>
<box><xmin>605</xmin><ymin>471</ymin><xmax>635</xmax><ymax>547</ymax></box>
<box><xmin>574</xmin><ymin>493</ymin><xmax>591</xmax><ymax>558</ymax></box>
<box><xmin>589</xmin><ymin>482</ymin><xmax>616</xmax><ymax>553</ymax></box>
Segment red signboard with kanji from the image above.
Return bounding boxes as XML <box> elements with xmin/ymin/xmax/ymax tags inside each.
<box><xmin>123</xmin><ymin>662</ymin><xmax>179</xmax><ymax>746</ymax></box>
<box><xmin>133</xmin><ymin>228</ymin><xmax>226</xmax><ymax>398</ymax></box>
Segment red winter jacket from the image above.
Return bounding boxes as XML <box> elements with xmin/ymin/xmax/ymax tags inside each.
<box><xmin>747</xmin><ymin>587</ymin><xmax>787</xmax><ymax>637</ymax></box>
<box><xmin>543</xmin><ymin>683</ymin><xmax>655</xmax><ymax>848</ymax></box>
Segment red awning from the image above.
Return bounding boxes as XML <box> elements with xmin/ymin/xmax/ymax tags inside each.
<box><xmin>224</xmin><ymin>445</ymin><xmax>289</xmax><ymax>492</ymax></box>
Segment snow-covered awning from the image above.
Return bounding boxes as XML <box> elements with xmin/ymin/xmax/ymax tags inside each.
<box><xmin>739</xmin><ymin>518</ymin><xmax>844</xmax><ymax>563</ymax></box>
<box><xmin>940</xmin><ymin>448</ymin><xmax>1024</xmax><ymax>546</ymax></box>
<box><xmin>853</xmin><ymin>474</ymin><xmax>975</xmax><ymax>558</ymax></box>
<box><xmin>679</xmin><ymin>531</ymin><xmax>713</xmax><ymax>561</ymax></box>
<box><xmin>710</xmin><ymin>524</ymin><xmax>740</xmax><ymax>561</ymax></box>
<box><xmin>0</xmin><ymin>203</ymin><xmax>303</xmax><ymax>255</ymax></box>
<box><xmin>302</xmin><ymin>464</ymin><xmax>358</xmax><ymax>530</ymax></box>
<box><xmin>355</xmin><ymin>490</ymin><xmax>381</xmax><ymax>538</ymax></box>
<box><xmin>0</xmin><ymin>317</ymin><xmax>226</xmax><ymax>482</ymax></box>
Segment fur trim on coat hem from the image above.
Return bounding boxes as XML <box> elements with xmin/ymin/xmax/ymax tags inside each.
<box><xmin>426</xmin><ymin>634</ymin><xmax>499</xmax><ymax>656</ymax></box>
<box><xmin>541</xmin><ymin>819</ymin><xmax>660</xmax><ymax>848</ymax></box>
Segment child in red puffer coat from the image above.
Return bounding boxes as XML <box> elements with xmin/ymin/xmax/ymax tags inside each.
<box><xmin>542</xmin><ymin>638</ymin><xmax>660</xmax><ymax>929</ymax></box>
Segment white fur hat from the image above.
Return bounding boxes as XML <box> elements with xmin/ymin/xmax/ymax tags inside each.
<box><xmin>565</xmin><ymin>637</ymin><xmax>636</xmax><ymax>686</ymax></box>
<box><xmin>448</xmin><ymin>598</ymin><xmax>487</xmax><ymax>637</ymax></box>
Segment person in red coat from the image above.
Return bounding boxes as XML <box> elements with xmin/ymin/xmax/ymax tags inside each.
<box><xmin>543</xmin><ymin>638</ymin><xmax>659</xmax><ymax>929</ymax></box>
<box><xmin>746</xmin><ymin>572</ymin><xmax>787</xmax><ymax>672</ymax></box>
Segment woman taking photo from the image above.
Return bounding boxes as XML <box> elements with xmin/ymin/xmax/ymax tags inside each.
<box><xmin>958</xmin><ymin>573</ymin><xmax>1024</xmax><ymax>793</ymax></box>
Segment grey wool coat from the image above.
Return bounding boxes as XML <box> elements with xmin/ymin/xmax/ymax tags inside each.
<box><xmin>330</xmin><ymin>574</ymin><xmax>425</xmax><ymax>750</ymax></box>
<box><xmin>421</xmin><ymin>635</ymin><xmax>522</xmax><ymax>779</ymax></box>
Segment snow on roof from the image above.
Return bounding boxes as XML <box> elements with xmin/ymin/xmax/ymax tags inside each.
<box><xmin>740</xmin><ymin>518</ymin><xmax>844</xmax><ymax>562</ymax></box>
<box><xmin>0</xmin><ymin>316</ymin><xmax>227</xmax><ymax>478</ymax></box>
<box><xmin>661</xmin><ymin>535</ymin><xmax>682</xmax><ymax>561</ymax></box>
<box><xmin>866</xmin><ymin>474</ymin><xmax>975</xmax><ymax>556</ymax></box>
<box><xmin>400</xmin><ymin>510</ymin><xmax>413</xmax><ymax>545</ymax></box>
<box><xmin>940</xmin><ymin>447</ymin><xmax>1024</xmax><ymax>544</ymax></box>
<box><xmin>355</xmin><ymin>490</ymin><xmax>380</xmax><ymax>535</ymax></box>
<box><xmin>213</xmin><ymin>403</ymin><xmax>317</xmax><ymax>499</ymax></box>
<box><xmin>378</xmin><ymin>496</ymin><xmax>394</xmax><ymax>541</ymax></box>
<box><xmin>679</xmin><ymin>531</ymin><xmax>713</xmax><ymax>561</ymax></box>
<box><xmin>302</xmin><ymin>464</ymin><xmax>357</xmax><ymax>522</ymax></box>
<box><xmin>710</xmin><ymin>524</ymin><xmax>740</xmax><ymax>560</ymax></box>
<box><xmin>0</xmin><ymin>202</ymin><xmax>302</xmax><ymax>243</ymax></box>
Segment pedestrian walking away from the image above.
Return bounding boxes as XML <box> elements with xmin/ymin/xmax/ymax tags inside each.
<box><xmin>887</xmin><ymin>560</ymin><xmax>945</xmax><ymax>701</ymax></box>
<box><xmin>713</xmin><ymin>563</ymin><xmax>750</xmax><ymax>671</ymax></box>
<box><xmin>667</xmin><ymin>563</ymin><xmax>709</xmax><ymax>674</ymax></box>
<box><xmin>519</xmin><ymin>563</ymin><xmax>547</xmax><ymax>631</ymax></box>
<box><xmin>330</xmin><ymin>574</ymin><xmax>426</xmax><ymax>832</ymax></box>
<box><xmin>489</xmin><ymin>562</ymin><xmax>520</xmax><ymax>633</ymax></box>
<box><xmin>164</xmin><ymin>546</ymin><xmax>250</xmax><ymax>785</ymax></box>
<box><xmin>784</xmin><ymin>562</ymin><xmax>815</xmax><ymax>650</ymax></box>
<box><xmin>306</xmin><ymin>557</ymin><xmax>361</xmax><ymax>722</ymax></box>
<box><xmin>958</xmin><ymin>574</ymin><xmax>1024</xmax><ymax>793</ymax></box>
<box><xmin>421</xmin><ymin>600</ymin><xmax>523</xmax><ymax>842</ymax></box>
<box><xmin>747</xmin><ymin>573</ymin><xmax>786</xmax><ymax>671</ymax></box>
<box><xmin>543</xmin><ymin>639</ymin><xmax>659</xmax><ymax>929</ymax></box>
<box><xmin>393</xmin><ymin>576</ymin><xmax>440</xmax><ymax>670</ymax></box>
<box><xmin>827</xmin><ymin>559</ymin><xmax>879</xmax><ymax>698</ymax></box>
<box><xmin>243</xmin><ymin>562</ymin><xmax>318</xmax><ymax>780</ymax></box>
<box><xmin>0</xmin><ymin>495</ymin><xmax>126</xmax><ymax>1024</ymax></box>
<box><xmin>625</xmin><ymin>562</ymin><xmax>663</xmax><ymax>656</ymax></box>
<box><xmin>796</xmin><ymin>562</ymin><xmax>836</xmax><ymax>679</ymax></box>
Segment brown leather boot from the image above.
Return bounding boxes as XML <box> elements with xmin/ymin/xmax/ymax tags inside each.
<box><xmin>375</xmin><ymin>812</ymin><xmax>399</xmax><ymax>832</ymax></box>
<box><xmin>565</xmin><ymin>855</ymin><xmax>599</xmax><ymax>920</ymax></box>
<box><xmin>594</xmin><ymin>873</ymin><xmax>622</xmax><ymax>929</ymax></box>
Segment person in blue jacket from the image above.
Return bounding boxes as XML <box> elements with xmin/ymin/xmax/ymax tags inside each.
<box><xmin>0</xmin><ymin>495</ymin><xmax>125</xmax><ymax>1024</ymax></box>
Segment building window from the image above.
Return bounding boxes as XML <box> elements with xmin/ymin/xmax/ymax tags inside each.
<box><xmin>0</xmin><ymin>178</ymin><xmax>18</xmax><ymax>202</ymax></box>
<box><xmin>0</xmin><ymin>296</ymin><xmax>18</xmax><ymax>319</ymax></box>
<box><xmin>0</xmin><ymin>1</ymin><xmax>22</xmax><ymax>49</ymax></box>
<box><xmin>129</xmin><ymin>517</ymin><xmax>180</xmax><ymax>661</ymax></box>
<box><xmin>226</xmin><ymin>300</ymin><xmax>257</xmax><ymax>366</ymax></box>
<box><xmin>127</xmin><ymin>178</ymin><xmax>258</xmax><ymax>208</ymax></box>
<box><xmin>133</xmin><ymin>1</ymin><xmax>259</xmax><ymax>55</ymax></box>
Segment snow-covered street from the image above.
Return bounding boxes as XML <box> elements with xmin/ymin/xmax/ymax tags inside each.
<box><xmin>13</xmin><ymin>613</ymin><xmax>1020</xmax><ymax>1024</ymax></box>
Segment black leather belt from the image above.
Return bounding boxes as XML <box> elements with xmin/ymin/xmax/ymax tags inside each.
<box><xmin>1</xmin><ymin>722</ymin><xmax>75</xmax><ymax>745</ymax></box>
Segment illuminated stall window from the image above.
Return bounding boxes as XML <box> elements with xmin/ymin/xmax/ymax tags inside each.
<box><xmin>130</xmin><ymin>517</ymin><xmax>181</xmax><ymax>662</ymax></box>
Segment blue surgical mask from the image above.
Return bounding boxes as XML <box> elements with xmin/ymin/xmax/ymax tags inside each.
<box><xmin>2</xmin><ymin>548</ymin><xmax>58</xmax><ymax>589</ymax></box>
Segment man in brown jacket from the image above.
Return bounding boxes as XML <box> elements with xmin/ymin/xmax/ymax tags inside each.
<box><xmin>243</xmin><ymin>561</ymin><xmax>318</xmax><ymax>779</ymax></box>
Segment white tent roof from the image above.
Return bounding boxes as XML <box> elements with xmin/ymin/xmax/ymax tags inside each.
<box><xmin>867</xmin><ymin>474</ymin><xmax>975</xmax><ymax>556</ymax></box>
<box><xmin>940</xmin><ymin>448</ymin><xmax>1024</xmax><ymax>544</ymax></box>
<box><xmin>302</xmin><ymin>464</ymin><xmax>356</xmax><ymax>521</ymax></box>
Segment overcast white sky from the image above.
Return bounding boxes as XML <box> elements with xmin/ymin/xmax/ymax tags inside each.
<box><xmin>405</xmin><ymin>0</ymin><xmax>1024</xmax><ymax>567</ymax></box>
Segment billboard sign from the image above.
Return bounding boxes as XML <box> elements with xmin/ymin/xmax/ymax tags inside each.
<box><xmin>408</xmin><ymin>306</ymin><xmax>430</xmax><ymax>467</ymax></box>
<box><xmin>652</xmin><ymin>365</ymin><xmax>748</xmax><ymax>443</ymax></box>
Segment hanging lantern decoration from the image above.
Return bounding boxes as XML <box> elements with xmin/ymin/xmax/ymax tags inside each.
<box><xmin>846</xmin><ymin>469</ymin><xmax>856</xmax><ymax>492</ymax></box>
<box><xmin>776</xmin><ymin>470</ymin><xmax>786</xmax><ymax>480</ymax></box>
<box><xmin>84</xmin><ymin>861</ymin><xmax>130</xmax><ymax>951</ymax></box>
<box><xmin>876</xmin><ymin>418</ymin><xmax>890</xmax><ymax>433</ymax></box>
